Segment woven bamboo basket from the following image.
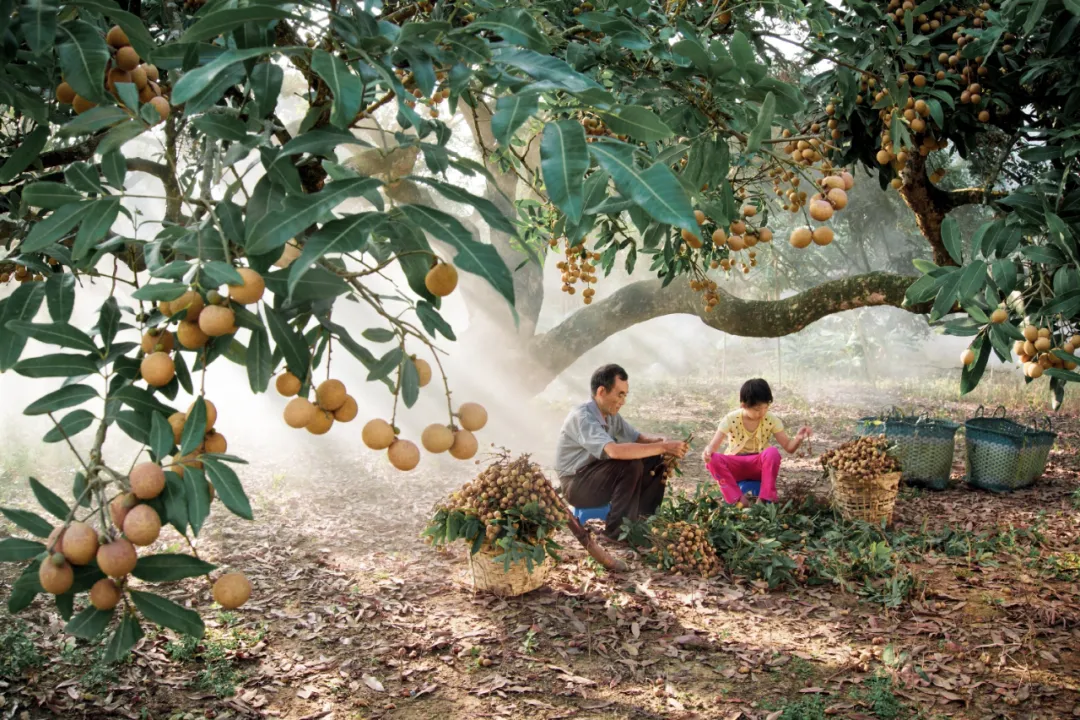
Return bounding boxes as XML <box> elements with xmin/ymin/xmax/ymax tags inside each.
<box><xmin>964</xmin><ymin>407</ymin><xmax>1055</xmax><ymax>492</ymax></box>
<box><xmin>467</xmin><ymin>545</ymin><xmax>549</xmax><ymax>597</ymax></box>
<box><xmin>856</xmin><ymin>410</ymin><xmax>959</xmax><ymax>490</ymax></box>
<box><xmin>829</xmin><ymin>468</ymin><xmax>902</xmax><ymax>525</ymax></box>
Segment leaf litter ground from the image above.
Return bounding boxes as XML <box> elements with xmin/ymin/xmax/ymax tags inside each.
<box><xmin>1</xmin><ymin>378</ymin><xmax>1078</xmax><ymax>719</ymax></box>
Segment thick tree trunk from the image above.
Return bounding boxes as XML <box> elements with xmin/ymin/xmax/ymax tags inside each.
<box><xmin>525</xmin><ymin>271</ymin><xmax>921</xmax><ymax>390</ymax></box>
<box><xmin>898</xmin><ymin>154</ymin><xmax>955</xmax><ymax>267</ymax></box>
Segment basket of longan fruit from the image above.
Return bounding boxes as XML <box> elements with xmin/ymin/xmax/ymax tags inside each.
<box><xmin>424</xmin><ymin>452</ymin><xmax>565</xmax><ymax>596</ymax></box>
<box><xmin>820</xmin><ymin>435</ymin><xmax>903</xmax><ymax>525</ymax></box>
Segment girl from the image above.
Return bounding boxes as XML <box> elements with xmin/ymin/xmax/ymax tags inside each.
<box><xmin>701</xmin><ymin>378</ymin><xmax>811</xmax><ymax>507</ymax></box>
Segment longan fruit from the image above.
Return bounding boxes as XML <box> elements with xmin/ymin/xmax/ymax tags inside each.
<box><xmin>812</xmin><ymin>226</ymin><xmax>834</xmax><ymax>246</ymax></box>
<box><xmin>457</xmin><ymin>402</ymin><xmax>487</xmax><ymax>431</ymax></box>
<box><xmin>449</xmin><ymin>430</ymin><xmax>478</xmax><ymax>460</ymax></box>
<box><xmin>90</xmin><ymin>578</ymin><xmax>121</xmax><ymax>610</ymax></box>
<box><xmin>123</xmin><ymin>504</ymin><xmax>161</xmax><ymax>546</ymax></box>
<box><xmin>388</xmin><ymin>439</ymin><xmax>420</xmax><ymax>471</ymax></box>
<box><xmin>115</xmin><ymin>46</ymin><xmax>140</xmax><ymax>71</ymax></box>
<box><xmin>413</xmin><ymin>357</ymin><xmax>432</xmax><ymax>387</ymax></box>
<box><xmin>177</xmin><ymin>320</ymin><xmax>209</xmax><ymax>349</ymax></box>
<box><xmin>275</xmin><ymin>372</ymin><xmax>301</xmax><ymax>397</ymax></box>
<box><xmin>106</xmin><ymin>25</ymin><xmax>129</xmax><ymax>48</ymax></box>
<box><xmin>97</xmin><ymin>538</ymin><xmax>138</xmax><ymax>578</ymax></box>
<box><xmin>425</xmin><ymin>262</ymin><xmax>458</xmax><ymax>297</ymax></box>
<box><xmin>198</xmin><ymin>305</ymin><xmax>235</xmax><ymax>337</ymax></box>
<box><xmin>39</xmin><ymin>555</ymin><xmax>74</xmax><ymax>595</ymax></box>
<box><xmin>130</xmin><ymin>462</ymin><xmax>166</xmax><ymax>500</ymax></box>
<box><xmin>187</xmin><ymin>399</ymin><xmax>217</xmax><ymax>431</ymax></box>
<box><xmin>203</xmin><ymin>430</ymin><xmax>227</xmax><ymax>454</ymax></box>
<box><xmin>421</xmin><ymin>424</ymin><xmax>455</xmax><ymax>453</ymax></box>
<box><xmin>213</xmin><ymin>573</ymin><xmax>252</xmax><ymax>609</ymax></box>
<box><xmin>149</xmin><ymin>96</ymin><xmax>170</xmax><ymax>122</ymax></box>
<box><xmin>140</xmin><ymin>352</ymin><xmax>175</xmax><ymax>387</ymax></box>
<box><xmin>141</xmin><ymin>329</ymin><xmax>174</xmax><ymax>354</ymax></box>
<box><xmin>306</xmin><ymin>409</ymin><xmax>335</xmax><ymax>435</ymax></box>
<box><xmin>61</xmin><ymin>522</ymin><xmax>99</xmax><ymax>566</ymax></box>
<box><xmin>227</xmin><ymin>267</ymin><xmax>266</xmax><ymax>304</ymax></box>
<box><xmin>790</xmin><ymin>227</ymin><xmax>813</xmax><ymax>248</ymax></box>
<box><xmin>333</xmin><ymin>395</ymin><xmax>358</xmax><ymax>423</ymax></box>
<box><xmin>284</xmin><ymin>398</ymin><xmax>317</xmax><ymax>428</ymax></box>
<box><xmin>56</xmin><ymin>82</ymin><xmax>75</xmax><ymax>104</ymax></box>
<box><xmin>72</xmin><ymin>95</ymin><xmax>96</xmax><ymax>114</ymax></box>
<box><xmin>362</xmin><ymin>419</ymin><xmax>396</xmax><ymax>449</ymax></box>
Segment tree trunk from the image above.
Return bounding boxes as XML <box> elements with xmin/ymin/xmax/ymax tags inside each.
<box><xmin>898</xmin><ymin>154</ymin><xmax>956</xmax><ymax>267</ymax></box>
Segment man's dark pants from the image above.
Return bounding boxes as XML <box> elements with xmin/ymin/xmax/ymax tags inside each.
<box><xmin>562</xmin><ymin>456</ymin><xmax>668</xmax><ymax>536</ymax></box>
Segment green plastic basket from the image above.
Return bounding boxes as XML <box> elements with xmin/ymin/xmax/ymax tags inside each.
<box><xmin>856</xmin><ymin>408</ymin><xmax>959</xmax><ymax>490</ymax></box>
<box><xmin>964</xmin><ymin>407</ymin><xmax>1056</xmax><ymax>492</ymax></box>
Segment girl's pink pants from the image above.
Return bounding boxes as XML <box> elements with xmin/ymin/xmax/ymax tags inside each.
<box><xmin>707</xmin><ymin>447</ymin><xmax>781</xmax><ymax>504</ymax></box>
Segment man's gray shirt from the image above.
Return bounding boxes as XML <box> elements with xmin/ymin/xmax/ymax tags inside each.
<box><xmin>555</xmin><ymin>400</ymin><xmax>640</xmax><ymax>479</ymax></box>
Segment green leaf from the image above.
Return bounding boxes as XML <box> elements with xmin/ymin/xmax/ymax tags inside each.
<box><xmin>589</xmin><ymin>140</ymin><xmax>697</xmax><ymax>236</ymax></box>
<box><xmin>199</xmin><ymin>261</ymin><xmax>244</xmax><ymax>289</ymax></box>
<box><xmin>941</xmin><ymin>215</ymin><xmax>962</xmax><ymax>265</ymax></box>
<box><xmin>181</xmin><ymin>6</ymin><xmax>289</xmax><ymax>43</ymax></box>
<box><xmin>0</xmin><ymin>537</ymin><xmax>46</xmax><ymax>562</ymax></box>
<box><xmin>311</xmin><ymin>49</ymin><xmax>364</xmax><ymax>129</ymax></box>
<box><xmin>265</xmin><ymin>266</ymin><xmax>349</xmax><ymax>303</ymax></box>
<box><xmin>181</xmin><ymin>397</ymin><xmax>207</xmax><ymax>457</ymax></box>
<box><xmin>903</xmin><ymin>273</ymin><xmax>941</xmax><ymax>306</ymax></box>
<box><xmin>250</xmin><ymin>62</ymin><xmax>283</xmax><ymax>119</ymax></box>
<box><xmin>104</xmin><ymin>611</ymin><xmax>143</xmax><ymax>662</ymax></box>
<box><xmin>174</xmin><ymin>352</ymin><xmax>193</xmax><ymax>394</ymax></box>
<box><xmin>183</xmin><ymin>466</ymin><xmax>211</xmax><ymax>536</ymax></box>
<box><xmin>991</xmin><ymin>259</ymin><xmax>1017</xmax><ymax>294</ymax></box>
<box><xmin>411</xmin><ymin>178</ymin><xmax>517</xmax><ymax>237</ymax></box>
<box><xmin>131</xmin><ymin>282</ymin><xmax>189</xmax><ymax>302</ymax></box>
<box><xmin>69</xmin><ymin>0</ymin><xmax>156</xmax><ymax>57</ymax></box>
<box><xmin>471</xmin><ymin>8</ymin><xmax>550</xmax><ymax>52</ymax></box>
<box><xmin>0</xmin><ymin>126</ymin><xmax>49</xmax><ymax>183</ymax></box>
<box><xmin>286</xmin><ymin>213</ymin><xmax>379</xmax><ymax>298</ymax></box>
<box><xmin>98</xmin><ymin>297</ymin><xmax>120</xmax><ymax>353</ymax></box>
<box><xmin>28</xmin><ymin>477</ymin><xmax>70</xmax><ymax>520</ymax></box>
<box><xmin>598</xmin><ymin>106</ymin><xmax>675</xmax><ymax>143</ymax></box>
<box><xmin>161</xmin><ymin>471</ymin><xmax>187</xmax><ymax>534</ymax></box>
<box><xmin>132</xmin><ymin>553</ymin><xmax>216</xmax><ymax>582</ymax></box>
<box><xmin>729</xmin><ymin>30</ymin><xmax>756</xmax><ymax>71</ymax></box>
<box><xmin>57</xmin><ymin>106</ymin><xmax>132</xmax><ymax>137</ymax></box>
<box><xmin>41</xmin><ymin>410</ymin><xmax>95</xmax><ymax>444</ymax></box>
<box><xmin>264</xmin><ymin>308</ymin><xmax>310</xmax><ymax>385</ymax></box>
<box><xmin>400</xmin><ymin>206</ymin><xmax>515</xmax><ymax>308</ymax></box>
<box><xmin>202</xmin><ymin>457</ymin><xmax>252</xmax><ymax>520</ymax></box>
<box><xmin>1022</xmin><ymin>245</ymin><xmax>1064</xmax><ymax>267</ymax></box>
<box><xmin>111</xmin><ymin>385</ymin><xmax>173</xmax><ymax>417</ymax></box>
<box><xmin>130</xmin><ymin>590</ymin><xmax>204</xmax><ymax>639</ymax></box>
<box><xmin>368</xmin><ymin>347</ymin><xmax>403</xmax><ymax>382</ymax></box>
<box><xmin>23</xmin><ymin>0</ymin><xmax>57</xmax><ymax>55</ymax></box>
<box><xmin>490</xmin><ymin>47</ymin><xmax>605</xmax><ymax>95</ymax></box>
<box><xmin>491</xmin><ymin>93</ymin><xmax>539</xmax><ymax>146</ymax></box>
<box><xmin>745</xmin><ymin>92</ymin><xmax>775</xmax><ymax>152</ymax></box>
<box><xmin>401</xmin><ymin>356</ymin><xmax>420</xmax><ymax>408</ymax></box>
<box><xmin>150</xmin><ymin>411</ymin><xmax>174</xmax><ymax>461</ymax></box>
<box><xmin>191</xmin><ymin>114</ymin><xmax>248</xmax><ymax>142</ymax></box>
<box><xmin>956</xmin><ymin>260</ymin><xmax>987</xmax><ymax>303</ymax></box>
<box><xmin>22</xmin><ymin>182</ymin><xmax>84</xmax><ymax>210</ymax></box>
<box><xmin>172</xmin><ymin>47</ymin><xmax>276</xmax><ymax>105</ymax></box>
<box><xmin>960</xmin><ymin>335</ymin><xmax>990</xmax><ymax>395</ymax></box>
<box><xmin>97</xmin><ymin>119</ymin><xmax>148</xmax><ymax>157</ymax></box>
<box><xmin>21</xmin><ymin>201</ymin><xmax>94</xmax><ymax>253</ymax></box>
<box><xmin>112</xmin><ymin>409</ymin><xmax>150</xmax><ymax>445</ymax></box>
<box><xmin>5</xmin><ymin>321</ymin><xmax>98</xmax><ymax>353</ymax></box>
<box><xmin>246</xmin><ymin>325</ymin><xmax>272</xmax><ymax>394</ymax></box>
<box><xmin>65</xmin><ymin>606</ymin><xmax>114</xmax><ymax>640</ymax></box>
<box><xmin>273</xmin><ymin>129</ymin><xmax>370</xmax><ymax>163</ymax></box>
<box><xmin>930</xmin><ymin>270</ymin><xmax>962</xmax><ymax>322</ymax></box>
<box><xmin>8</xmin><ymin>560</ymin><xmax>43</xmax><ymax>613</ymax></box>
<box><xmin>1065</xmin><ymin>0</ymin><xmax>1080</xmax><ymax>15</ymax></box>
<box><xmin>57</xmin><ymin>21</ymin><xmax>111</xmax><ymax>104</ymax></box>
<box><xmin>540</xmin><ymin>120</ymin><xmax>589</xmax><ymax>224</ymax></box>
<box><xmin>14</xmin><ymin>353</ymin><xmax>99</xmax><ymax>378</ymax></box>
<box><xmin>0</xmin><ymin>282</ymin><xmax>47</xmax><ymax>371</ymax></box>
<box><xmin>46</xmin><ymin>272</ymin><xmax>76</xmax><ymax>322</ymax></box>
<box><xmin>362</xmin><ymin>328</ymin><xmax>396</xmax><ymax>343</ymax></box>
<box><xmin>0</xmin><ymin>507</ymin><xmax>53</xmax><ymax>537</ymax></box>
<box><xmin>416</xmin><ymin>301</ymin><xmax>455</xmax><ymax>341</ymax></box>
<box><xmin>246</xmin><ymin>177</ymin><xmax>382</xmax><ymax>256</ymax></box>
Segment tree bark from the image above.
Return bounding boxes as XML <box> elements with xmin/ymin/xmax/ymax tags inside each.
<box><xmin>526</xmin><ymin>271</ymin><xmax>921</xmax><ymax>389</ymax></box>
<box><xmin>898</xmin><ymin>154</ymin><xmax>955</xmax><ymax>267</ymax></box>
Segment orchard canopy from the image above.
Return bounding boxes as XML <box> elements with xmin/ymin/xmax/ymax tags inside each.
<box><xmin>0</xmin><ymin>0</ymin><xmax>1078</xmax><ymax>658</ymax></box>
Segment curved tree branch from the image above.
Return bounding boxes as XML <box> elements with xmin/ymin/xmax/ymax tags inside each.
<box><xmin>527</xmin><ymin>271</ymin><xmax>923</xmax><ymax>384</ymax></box>
<box><xmin>945</xmin><ymin>187</ymin><xmax>1008</xmax><ymax>209</ymax></box>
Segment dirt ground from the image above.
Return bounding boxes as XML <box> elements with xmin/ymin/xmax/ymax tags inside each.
<box><xmin>1</xmin><ymin>379</ymin><xmax>1079</xmax><ymax>720</ymax></box>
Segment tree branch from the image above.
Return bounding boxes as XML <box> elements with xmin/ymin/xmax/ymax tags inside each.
<box><xmin>945</xmin><ymin>187</ymin><xmax>1008</xmax><ymax>209</ymax></box>
<box><xmin>38</xmin><ymin>135</ymin><xmax>103</xmax><ymax>169</ymax></box>
<box><xmin>526</xmin><ymin>272</ymin><xmax>922</xmax><ymax>385</ymax></box>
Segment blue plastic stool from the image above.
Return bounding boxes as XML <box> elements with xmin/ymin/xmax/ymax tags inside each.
<box><xmin>572</xmin><ymin>503</ymin><xmax>610</xmax><ymax>523</ymax></box>
<box><xmin>738</xmin><ymin>480</ymin><xmax>762</xmax><ymax>496</ymax></box>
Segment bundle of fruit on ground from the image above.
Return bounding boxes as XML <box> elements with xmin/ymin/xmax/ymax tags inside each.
<box><xmin>648</xmin><ymin>519</ymin><xmax>722</xmax><ymax>578</ymax></box>
<box><xmin>819</xmin><ymin>435</ymin><xmax>901</xmax><ymax>480</ymax></box>
<box><xmin>424</xmin><ymin>452</ymin><xmax>565</xmax><ymax>570</ymax></box>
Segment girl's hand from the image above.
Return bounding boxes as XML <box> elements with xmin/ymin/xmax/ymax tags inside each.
<box><xmin>796</xmin><ymin>426</ymin><xmax>812</xmax><ymax>440</ymax></box>
<box><xmin>701</xmin><ymin>449</ymin><xmax>712</xmax><ymax>466</ymax></box>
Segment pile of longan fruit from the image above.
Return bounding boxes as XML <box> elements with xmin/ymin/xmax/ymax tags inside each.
<box><xmin>820</xmin><ymin>435</ymin><xmax>901</xmax><ymax>481</ymax></box>
<box><xmin>652</xmin><ymin>520</ymin><xmax>722</xmax><ymax>578</ymax></box>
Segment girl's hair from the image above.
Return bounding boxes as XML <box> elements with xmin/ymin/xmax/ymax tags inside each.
<box><xmin>740</xmin><ymin>378</ymin><xmax>773</xmax><ymax>406</ymax></box>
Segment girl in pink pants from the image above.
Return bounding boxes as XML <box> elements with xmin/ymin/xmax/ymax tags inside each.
<box><xmin>702</xmin><ymin>379</ymin><xmax>811</xmax><ymax>508</ymax></box>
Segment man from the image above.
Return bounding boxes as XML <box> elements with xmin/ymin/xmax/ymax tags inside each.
<box><xmin>555</xmin><ymin>364</ymin><xmax>689</xmax><ymax>539</ymax></box>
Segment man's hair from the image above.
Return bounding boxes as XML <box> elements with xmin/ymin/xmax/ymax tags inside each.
<box><xmin>591</xmin><ymin>364</ymin><xmax>628</xmax><ymax>396</ymax></box>
<box><xmin>740</xmin><ymin>378</ymin><xmax>773</xmax><ymax>406</ymax></box>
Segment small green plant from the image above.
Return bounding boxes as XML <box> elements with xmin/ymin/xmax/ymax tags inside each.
<box><xmin>80</xmin><ymin>646</ymin><xmax>120</xmax><ymax>694</ymax></box>
<box><xmin>775</xmin><ymin>694</ymin><xmax>827</xmax><ymax>720</ymax></box>
<box><xmin>853</xmin><ymin>673</ymin><xmax>907</xmax><ymax>719</ymax></box>
<box><xmin>166</xmin><ymin>634</ymin><xmax>200</xmax><ymax>662</ymax></box>
<box><xmin>0</xmin><ymin>622</ymin><xmax>42</xmax><ymax>678</ymax></box>
<box><xmin>520</xmin><ymin>629</ymin><xmax>539</xmax><ymax>655</ymax></box>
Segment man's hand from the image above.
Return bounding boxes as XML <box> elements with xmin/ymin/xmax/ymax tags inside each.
<box><xmin>663</xmin><ymin>440</ymin><xmax>689</xmax><ymax>459</ymax></box>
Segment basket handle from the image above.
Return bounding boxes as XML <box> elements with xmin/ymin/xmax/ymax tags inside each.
<box><xmin>973</xmin><ymin>405</ymin><xmax>986</xmax><ymax>418</ymax></box>
<box><xmin>1031</xmin><ymin>415</ymin><xmax>1052</xmax><ymax>432</ymax></box>
<box><xmin>993</xmin><ymin>405</ymin><xmax>1008</xmax><ymax>419</ymax></box>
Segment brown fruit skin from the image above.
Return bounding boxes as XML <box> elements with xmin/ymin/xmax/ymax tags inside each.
<box><xmin>177</xmin><ymin>320</ymin><xmax>209</xmax><ymax>349</ymax></box>
<box><xmin>106</xmin><ymin>25</ymin><xmax>129</xmax><ymax>47</ymax></box>
<box><xmin>275</xmin><ymin>372</ymin><xmax>301</xmax><ymax>397</ymax></box>
<box><xmin>413</xmin><ymin>357</ymin><xmax>432</xmax><ymax>387</ymax></box>
<box><xmin>727</xmin><ymin>234</ymin><xmax>746</xmax><ymax>252</ymax></box>
<box><xmin>123</xmin><ymin>504</ymin><xmax>162</xmax><ymax>546</ymax></box>
<box><xmin>62</xmin><ymin>522</ymin><xmax>99</xmax><ymax>565</ymax></box>
<box><xmin>187</xmin><ymin>398</ymin><xmax>217</xmax><ymax>431</ymax></box>
<box><xmin>694</xmin><ymin>209</ymin><xmax>706</xmax><ymax>224</ymax></box>
<box><xmin>758</xmin><ymin>228</ymin><xmax>773</xmax><ymax>243</ymax></box>
<box><xmin>130</xmin><ymin>462</ymin><xmax>166</xmax><ymax>500</ymax></box>
<box><xmin>990</xmin><ymin>308</ymin><xmax>1008</xmax><ymax>324</ymax></box>
<box><xmin>204</xmin><ymin>430</ymin><xmax>227</xmax><ymax>454</ymax></box>
<box><xmin>39</xmin><ymin>556</ymin><xmax>74</xmax><ymax>595</ymax></box>
<box><xmin>306</xmin><ymin>409</ymin><xmax>335</xmax><ymax>435</ymax></box>
<box><xmin>213</xmin><ymin>573</ymin><xmax>252</xmax><ymax>609</ymax></box>
<box><xmin>97</xmin><ymin>539</ymin><xmax>138</xmax><ymax>578</ymax></box>
<box><xmin>711</xmin><ymin>229</ymin><xmax>727</xmax><ymax>247</ymax></box>
<box><xmin>168</xmin><ymin>412</ymin><xmax>187</xmax><ymax>443</ymax></box>
<box><xmin>388</xmin><ymin>439</ymin><xmax>421</xmax><ymax>471</ymax></box>
<box><xmin>449</xmin><ymin>430</ymin><xmax>478</xmax><ymax>460</ymax></box>
<box><xmin>826</xmin><ymin>188</ymin><xmax>848</xmax><ymax>209</ymax></box>
<box><xmin>149</xmin><ymin>96</ymin><xmax>170</xmax><ymax>122</ymax></box>
<box><xmin>316</xmin><ymin>379</ymin><xmax>347</xmax><ymax>411</ymax></box>
<box><xmin>424</xmin><ymin>263</ymin><xmax>458</xmax><ymax>297</ymax></box>
<box><xmin>284</xmin><ymin>398</ymin><xmax>317</xmax><ymax>428</ymax></box>
<box><xmin>72</xmin><ymin>95</ymin><xmax>96</xmax><ymax>114</ymax></box>
<box><xmin>56</xmin><ymin>81</ymin><xmax>76</xmax><ymax>104</ymax></box>
<box><xmin>457</xmin><ymin>402</ymin><xmax>488</xmax><ymax>431</ymax></box>
<box><xmin>333</xmin><ymin>395</ymin><xmax>358</xmax><ymax>423</ymax></box>
<box><xmin>421</xmin><ymin>424</ymin><xmax>455</xmax><ymax>453</ymax></box>
<box><xmin>809</xmin><ymin>200</ymin><xmax>834</xmax><ymax>221</ymax></box>
<box><xmin>130</xmin><ymin>65</ymin><xmax>148</xmax><ymax>89</ymax></box>
<box><xmin>110</xmin><ymin>493</ymin><xmax>137</xmax><ymax>528</ymax></box>
<box><xmin>812</xmin><ymin>226</ymin><xmax>834</xmax><ymax>246</ymax></box>
<box><xmin>143</xmin><ymin>64</ymin><xmax>159</xmax><ymax>82</ymax></box>
<box><xmin>227</xmin><ymin>267</ymin><xmax>266</xmax><ymax>304</ymax></box>
<box><xmin>681</xmin><ymin>228</ymin><xmax>703</xmax><ymax>249</ymax></box>
<box><xmin>90</xmin><ymin>578</ymin><xmax>122</xmax><ymax>610</ymax></box>
<box><xmin>170</xmin><ymin>290</ymin><xmax>204</xmax><ymax>321</ymax></box>
<box><xmin>198</xmin><ymin>305</ymin><xmax>235</xmax><ymax>337</ymax></box>
<box><xmin>961</xmin><ymin>349</ymin><xmax>975</xmax><ymax>365</ymax></box>
<box><xmin>362</xmin><ymin>419</ymin><xmax>396</xmax><ymax>450</ymax></box>
<box><xmin>790</xmin><ymin>227</ymin><xmax>813</xmax><ymax>249</ymax></box>
<box><xmin>115</xmin><ymin>45</ymin><xmax>140</xmax><ymax>71</ymax></box>
<box><xmin>141</xmin><ymin>329</ymin><xmax>174</xmax><ymax>354</ymax></box>
<box><xmin>140</xmin><ymin>352</ymin><xmax>175</xmax><ymax>387</ymax></box>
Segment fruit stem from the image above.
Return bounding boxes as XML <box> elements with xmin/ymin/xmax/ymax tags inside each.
<box><xmin>47</xmin><ymin>411</ymin><xmax>92</xmax><ymax>473</ymax></box>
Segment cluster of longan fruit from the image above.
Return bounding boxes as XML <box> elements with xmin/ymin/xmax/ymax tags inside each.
<box><xmin>38</xmin><ymin>460</ymin><xmax>250</xmax><ymax>612</ymax></box>
<box><xmin>166</xmin><ymin>398</ymin><xmax>227</xmax><ymax>475</ymax></box>
<box><xmin>820</xmin><ymin>435</ymin><xmax>901</xmax><ymax>481</ymax></box>
<box><xmin>682</xmin><ymin>206</ymin><xmax>770</xmax><ymax>290</ymax></box>
<box><xmin>578</xmin><ymin>112</ymin><xmax>630</xmax><ymax>143</ymax></box>
<box><xmin>279</xmin><ymin>376</ymin><xmax>360</xmax><ymax>435</ymax></box>
<box><xmin>443</xmin><ymin>454</ymin><xmax>565</xmax><ymax>543</ymax></box>
<box><xmin>361</xmin><ymin>400</ymin><xmax>488</xmax><ymax>472</ymax></box>
<box><xmin>652</xmin><ymin>520</ymin><xmax>721</xmax><ymax>578</ymax></box>
<box><xmin>554</xmin><ymin>242</ymin><xmax>601</xmax><ymax>304</ymax></box>
<box><xmin>1007</xmin><ymin>325</ymin><xmax>1079</xmax><ymax>379</ymax></box>
<box><xmin>0</xmin><ymin>263</ymin><xmax>47</xmax><ymax>283</ymax></box>
<box><xmin>55</xmin><ymin>26</ymin><xmax>169</xmax><ymax>122</ymax></box>
<box><xmin>786</xmin><ymin>170</ymin><xmax>854</xmax><ymax>249</ymax></box>
<box><xmin>139</xmin><ymin>268</ymin><xmax>265</xmax><ymax>389</ymax></box>
<box><xmin>397</xmin><ymin>69</ymin><xmax>451</xmax><ymax>119</ymax></box>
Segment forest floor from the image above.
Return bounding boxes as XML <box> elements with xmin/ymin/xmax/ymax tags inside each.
<box><xmin>1</xmin><ymin>379</ymin><xmax>1079</xmax><ymax>720</ymax></box>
